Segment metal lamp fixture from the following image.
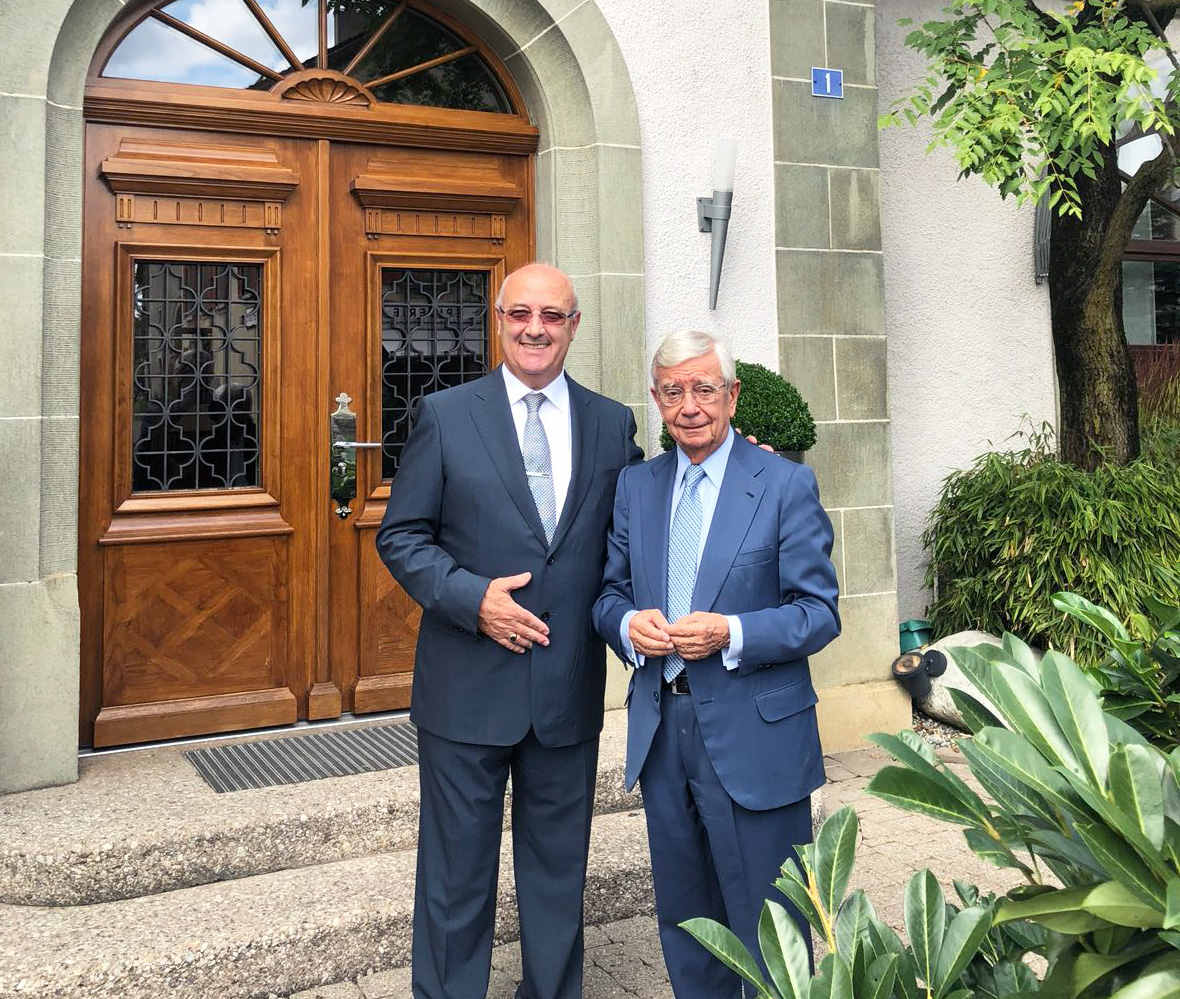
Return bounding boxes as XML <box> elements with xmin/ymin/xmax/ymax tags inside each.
<box><xmin>697</xmin><ymin>138</ymin><xmax>737</xmax><ymax>310</ymax></box>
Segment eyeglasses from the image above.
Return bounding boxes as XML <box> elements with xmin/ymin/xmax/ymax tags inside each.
<box><xmin>655</xmin><ymin>383</ymin><xmax>727</xmax><ymax>406</ymax></box>
<box><xmin>496</xmin><ymin>306</ymin><xmax>579</xmax><ymax>327</ymax></box>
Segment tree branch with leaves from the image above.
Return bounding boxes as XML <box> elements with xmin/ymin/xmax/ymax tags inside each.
<box><xmin>885</xmin><ymin>0</ymin><xmax>1180</xmax><ymax>467</ymax></box>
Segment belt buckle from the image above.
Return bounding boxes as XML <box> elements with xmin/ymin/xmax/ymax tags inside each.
<box><xmin>665</xmin><ymin>673</ymin><xmax>690</xmax><ymax>695</ymax></box>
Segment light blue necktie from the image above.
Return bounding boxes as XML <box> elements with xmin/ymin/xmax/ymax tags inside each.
<box><xmin>523</xmin><ymin>392</ymin><xmax>557</xmax><ymax>544</ymax></box>
<box><xmin>663</xmin><ymin>464</ymin><xmax>706</xmax><ymax>683</ymax></box>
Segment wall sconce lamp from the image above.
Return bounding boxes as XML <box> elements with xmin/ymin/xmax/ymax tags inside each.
<box><xmin>697</xmin><ymin>138</ymin><xmax>737</xmax><ymax>310</ymax></box>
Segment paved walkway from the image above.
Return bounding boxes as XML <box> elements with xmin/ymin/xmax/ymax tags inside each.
<box><xmin>284</xmin><ymin>745</ymin><xmax>1021</xmax><ymax>999</ymax></box>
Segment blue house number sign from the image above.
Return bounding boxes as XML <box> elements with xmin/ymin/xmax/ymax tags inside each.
<box><xmin>811</xmin><ymin>67</ymin><xmax>844</xmax><ymax>99</ymax></box>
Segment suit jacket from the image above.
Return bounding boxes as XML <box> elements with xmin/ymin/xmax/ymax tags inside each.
<box><xmin>376</xmin><ymin>367</ymin><xmax>643</xmax><ymax>748</ymax></box>
<box><xmin>591</xmin><ymin>436</ymin><xmax>840</xmax><ymax>810</ymax></box>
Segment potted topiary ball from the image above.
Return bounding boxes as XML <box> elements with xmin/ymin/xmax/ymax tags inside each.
<box><xmin>660</xmin><ymin>359</ymin><xmax>816</xmax><ymax>461</ymax></box>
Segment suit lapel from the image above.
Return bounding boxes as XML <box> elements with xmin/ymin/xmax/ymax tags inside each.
<box><xmin>641</xmin><ymin>451</ymin><xmax>678</xmax><ymax>611</ymax></box>
<box><xmin>470</xmin><ymin>368</ymin><xmax>549</xmax><ymax>547</ymax></box>
<box><xmin>550</xmin><ymin>377</ymin><xmax>598</xmax><ymax>553</ymax></box>
<box><xmin>692</xmin><ymin>442</ymin><xmax>766</xmax><ymax>613</ymax></box>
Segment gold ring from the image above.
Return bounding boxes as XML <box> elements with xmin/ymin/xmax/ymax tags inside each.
<box><xmin>508</xmin><ymin>632</ymin><xmax>519</xmax><ymax>644</ymax></box>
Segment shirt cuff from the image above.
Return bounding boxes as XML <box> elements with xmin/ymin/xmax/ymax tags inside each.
<box><xmin>722</xmin><ymin>614</ymin><xmax>743</xmax><ymax>671</ymax></box>
<box><xmin>620</xmin><ymin>610</ymin><xmax>645</xmax><ymax>668</ymax></box>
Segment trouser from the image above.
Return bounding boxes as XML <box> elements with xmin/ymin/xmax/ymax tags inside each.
<box><xmin>640</xmin><ymin>691</ymin><xmax>813</xmax><ymax>999</ymax></box>
<box><xmin>412</xmin><ymin>726</ymin><xmax>599</xmax><ymax>999</ymax></box>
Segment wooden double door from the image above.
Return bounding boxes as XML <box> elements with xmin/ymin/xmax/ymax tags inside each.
<box><xmin>79</xmin><ymin>124</ymin><xmax>533</xmax><ymax>746</ymax></box>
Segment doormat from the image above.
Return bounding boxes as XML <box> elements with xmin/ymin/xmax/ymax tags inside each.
<box><xmin>184</xmin><ymin>720</ymin><xmax>419</xmax><ymax>793</ymax></box>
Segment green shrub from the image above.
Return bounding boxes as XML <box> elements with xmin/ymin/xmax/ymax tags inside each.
<box><xmin>1054</xmin><ymin>591</ymin><xmax>1180</xmax><ymax>749</ymax></box>
<box><xmin>924</xmin><ymin>422</ymin><xmax>1180</xmax><ymax>663</ymax></box>
<box><xmin>682</xmin><ymin>802</ymin><xmax>1044</xmax><ymax>999</ymax></box>
<box><xmin>865</xmin><ymin>635</ymin><xmax>1180</xmax><ymax>997</ymax></box>
<box><xmin>659</xmin><ymin>360</ymin><xmax>816</xmax><ymax>453</ymax></box>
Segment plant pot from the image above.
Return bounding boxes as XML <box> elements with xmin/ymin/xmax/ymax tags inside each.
<box><xmin>891</xmin><ymin>650</ymin><xmax>932</xmax><ymax>699</ymax></box>
<box><xmin>899</xmin><ymin>618</ymin><xmax>933</xmax><ymax>654</ymax></box>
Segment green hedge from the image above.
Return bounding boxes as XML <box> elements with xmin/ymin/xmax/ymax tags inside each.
<box><xmin>924</xmin><ymin>421</ymin><xmax>1180</xmax><ymax>661</ymax></box>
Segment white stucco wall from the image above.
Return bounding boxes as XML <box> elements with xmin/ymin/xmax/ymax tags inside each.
<box><xmin>594</xmin><ymin>0</ymin><xmax>778</xmax><ymax>449</ymax></box>
<box><xmin>877</xmin><ymin>3</ymin><xmax>1057</xmax><ymax>620</ymax></box>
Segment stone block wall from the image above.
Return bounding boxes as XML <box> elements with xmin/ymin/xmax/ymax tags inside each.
<box><xmin>770</xmin><ymin>0</ymin><xmax>908</xmax><ymax>748</ymax></box>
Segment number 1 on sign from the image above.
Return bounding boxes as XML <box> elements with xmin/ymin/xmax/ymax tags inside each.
<box><xmin>811</xmin><ymin>67</ymin><xmax>844</xmax><ymax>100</ymax></box>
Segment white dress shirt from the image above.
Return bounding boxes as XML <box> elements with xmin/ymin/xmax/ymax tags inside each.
<box><xmin>502</xmin><ymin>365</ymin><xmax>573</xmax><ymax>522</ymax></box>
<box><xmin>621</xmin><ymin>428</ymin><xmax>744</xmax><ymax>671</ymax></box>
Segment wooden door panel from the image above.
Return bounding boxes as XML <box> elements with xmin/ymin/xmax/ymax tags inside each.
<box><xmin>101</xmin><ymin>537</ymin><xmax>288</xmax><ymax>705</ymax></box>
<box><xmin>80</xmin><ymin>123</ymin><xmax>317</xmax><ymax>746</ymax></box>
<box><xmin>354</xmin><ymin>531</ymin><xmax>420</xmax><ymax>712</ymax></box>
<box><xmin>325</xmin><ymin>141</ymin><xmax>533</xmax><ymax>716</ymax></box>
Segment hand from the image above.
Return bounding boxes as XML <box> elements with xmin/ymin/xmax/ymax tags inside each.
<box><xmin>629</xmin><ymin>608</ymin><xmax>675</xmax><ymax>657</ymax></box>
<box><xmin>735</xmin><ymin>426</ymin><xmax>774</xmax><ymax>453</ymax></box>
<box><xmin>478</xmin><ymin>572</ymin><xmax>550</xmax><ymax>654</ymax></box>
<box><xmin>667</xmin><ymin>612</ymin><xmax>730</xmax><ymax>660</ymax></box>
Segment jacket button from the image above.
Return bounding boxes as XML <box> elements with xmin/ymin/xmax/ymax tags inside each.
<box><xmin>652</xmin><ymin>691</ymin><xmax>659</xmax><ymax>701</ymax></box>
<box><xmin>540</xmin><ymin>611</ymin><xmax>551</xmax><ymax>621</ymax></box>
<box><xmin>546</xmin><ymin>555</ymin><xmax>556</xmax><ymax>565</ymax></box>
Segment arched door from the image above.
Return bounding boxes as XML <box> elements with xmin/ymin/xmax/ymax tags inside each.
<box><xmin>78</xmin><ymin>0</ymin><xmax>537</xmax><ymax>746</ymax></box>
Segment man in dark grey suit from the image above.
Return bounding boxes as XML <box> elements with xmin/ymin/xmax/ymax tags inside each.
<box><xmin>376</xmin><ymin>263</ymin><xmax>643</xmax><ymax>999</ymax></box>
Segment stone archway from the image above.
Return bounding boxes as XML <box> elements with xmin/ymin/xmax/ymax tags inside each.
<box><xmin>0</xmin><ymin>0</ymin><xmax>646</xmax><ymax>791</ymax></box>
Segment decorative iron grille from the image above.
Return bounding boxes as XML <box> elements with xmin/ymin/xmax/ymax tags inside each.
<box><xmin>131</xmin><ymin>261</ymin><xmax>262</xmax><ymax>492</ymax></box>
<box><xmin>380</xmin><ymin>268</ymin><xmax>487</xmax><ymax>477</ymax></box>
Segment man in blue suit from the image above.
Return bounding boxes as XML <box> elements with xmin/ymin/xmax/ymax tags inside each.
<box><xmin>376</xmin><ymin>263</ymin><xmax>642</xmax><ymax>999</ymax></box>
<box><xmin>592</xmin><ymin>329</ymin><xmax>840</xmax><ymax>998</ymax></box>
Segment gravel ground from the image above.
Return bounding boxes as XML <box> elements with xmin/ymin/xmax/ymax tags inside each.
<box><xmin>911</xmin><ymin>704</ymin><xmax>967</xmax><ymax>750</ymax></box>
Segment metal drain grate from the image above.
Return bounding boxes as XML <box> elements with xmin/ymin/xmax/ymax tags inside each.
<box><xmin>185</xmin><ymin>721</ymin><xmax>418</xmax><ymax>793</ymax></box>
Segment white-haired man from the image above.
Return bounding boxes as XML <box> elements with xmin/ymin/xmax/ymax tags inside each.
<box><xmin>592</xmin><ymin>329</ymin><xmax>840</xmax><ymax>997</ymax></box>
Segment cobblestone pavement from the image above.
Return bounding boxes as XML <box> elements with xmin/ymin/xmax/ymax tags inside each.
<box><xmin>285</xmin><ymin>746</ymin><xmax>1018</xmax><ymax>999</ymax></box>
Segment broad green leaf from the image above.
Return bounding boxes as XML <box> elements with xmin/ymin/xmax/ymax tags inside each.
<box><xmin>958</xmin><ymin>735</ymin><xmax>1057</xmax><ymax>823</ymax></box>
<box><xmin>1071</xmin><ymin>943</ymin><xmax>1173</xmax><ymax>997</ymax></box>
<box><xmin>1108</xmin><ymin>964</ymin><xmax>1180</xmax><ymax>999</ymax></box>
<box><xmin>862</xmin><ymin>954</ymin><xmax>898</xmax><ymax>999</ymax></box>
<box><xmin>1079</xmin><ymin>880</ymin><xmax>1165</xmax><ymax>928</ymax></box>
<box><xmin>867</xmin><ymin>766</ymin><xmax>987</xmax><ymax>827</ymax></box>
<box><xmin>1041</xmin><ymin>650</ymin><xmax>1110</xmax><ymax>788</ymax></box>
<box><xmin>868</xmin><ymin>732</ymin><xmax>992</xmax><ymax>824</ymax></box>
<box><xmin>948</xmin><ymin>688</ymin><xmax>1003</xmax><ymax>734</ymax></box>
<box><xmin>904</xmin><ymin>870</ymin><xmax>945</xmax><ymax>988</ymax></box>
<box><xmin>962</xmin><ymin>827</ymin><xmax>1031</xmax><ymax>875</ymax></box>
<box><xmin>1002</xmin><ymin>631</ymin><xmax>1041</xmax><ymax>678</ymax></box>
<box><xmin>1052</xmin><ymin>591</ymin><xmax>1131</xmax><ymax>643</ymax></box>
<box><xmin>955</xmin><ymin>647</ymin><xmax>1081</xmax><ymax>776</ymax></box>
<box><xmin>758</xmin><ymin>900</ymin><xmax>810</xmax><ymax>999</ymax></box>
<box><xmin>1167</xmin><ymin>879</ymin><xmax>1180</xmax><ymax>931</ymax></box>
<box><xmin>996</xmin><ymin>886</ymin><xmax>1111</xmax><ymax>934</ymax></box>
<box><xmin>828</xmin><ymin>952</ymin><xmax>854</xmax><ymax>999</ymax></box>
<box><xmin>834</xmin><ymin>889</ymin><xmax>875</xmax><ymax>962</ymax></box>
<box><xmin>814</xmin><ymin>807</ymin><xmax>859</xmax><ymax>923</ymax></box>
<box><xmin>1074</xmin><ymin>818</ymin><xmax>1168</xmax><ymax>910</ymax></box>
<box><xmin>934</xmin><ymin>905</ymin><xmax>992</xmax><ymax>995</ymax></box>
<box><xmin>679</xmin><ymin>918</ymin><xmax>772</xmax><ymax>997</ymax></box>
<box><xmin>1109</xmin><ymin>743</ymin><xmax>1166</xmax><ymax>850</ymax></box>
<box><xmin>971</xmin><ymin>726</ymin><xmax>1078</xmax><ymax>816</ymax></box>
<box><xmin>774</xmin><ymin>875</ymin><xmax>823</xmax><ymax>935</ymax></box>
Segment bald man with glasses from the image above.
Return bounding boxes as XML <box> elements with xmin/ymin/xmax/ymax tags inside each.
<box><xmin>377</xmin><ymin>263</ymin><xmax>643</xmax><ymax>999</ymax></box>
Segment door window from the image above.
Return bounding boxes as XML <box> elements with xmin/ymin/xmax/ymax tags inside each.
<box><xmin>380</xmin><ymin>267</ymin><xmax>488</xmax><ymax>477</ymax></box>
<box><xmin>132</xmin><ymin>260</ymin><xmax>262</xmax><ymax>492</ymax></box>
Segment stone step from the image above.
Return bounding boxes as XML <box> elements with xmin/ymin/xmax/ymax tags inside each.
<box><xmin>0</xmin><ymin>711</ymin><xmax>639</xmax><ymax>907</ymax></box>
<box><xmin>0</xmin><ymin>808</ymin><xmax>655</xmax><ymax>999</ymax></box>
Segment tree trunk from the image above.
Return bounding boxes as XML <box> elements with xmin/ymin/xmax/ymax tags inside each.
<box><xmin>1048</xmin><ymin>147</ymin><xmax>1141</xmax><ymax>470</ymax></box>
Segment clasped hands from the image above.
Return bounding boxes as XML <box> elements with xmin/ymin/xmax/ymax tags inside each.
<box><xmin>629</xmin><ymin>608</ymin><xmax>729</xmax><ymax>660</ymax></box>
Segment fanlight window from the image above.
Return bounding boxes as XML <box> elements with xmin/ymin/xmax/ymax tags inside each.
<box><xmin>101</xmin><ymin>0</ymin><xmax>513</xmax><ymax>114</ymax></box>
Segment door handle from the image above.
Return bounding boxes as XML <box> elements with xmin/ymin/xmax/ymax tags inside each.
<box><xmin>329</xmin><ymin>393</ymin><xmax>383</xmax><ymax>519</ymax></box>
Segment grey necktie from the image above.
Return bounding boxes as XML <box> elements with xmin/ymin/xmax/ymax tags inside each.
<box><xmin>663</xmin><ymin>464</ymin><xmax>706</xmax><ymax>683</ymax></box>
<box><xmin>523</xmin><ymin>392</ymin><xmax>557</xmax><ymax>544</ymax></box>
